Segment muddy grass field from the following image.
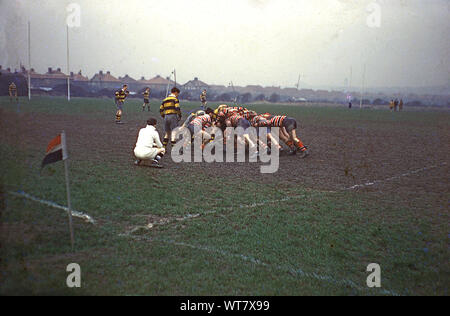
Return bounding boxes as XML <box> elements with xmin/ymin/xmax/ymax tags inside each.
<box><xmin>0</xmin><ymin>96</ymin><xmax>449</xmax><ymax>295</ymax></box>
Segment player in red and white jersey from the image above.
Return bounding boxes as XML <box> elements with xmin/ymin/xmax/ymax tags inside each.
<box><xmin>261</xmin><ymin>113</ymin><xmax>308</xmax><ymax>157</ymax></box>
<box><xmin>250</xmin><ymin>114</ymin><xmax>283</xmax><ymax>154</ymax></box>
<box><xmin>223</xmin><ymin>113</ymin><xmax>257</xmax><ymax>156</ymax></box>
<box><xmin>185</xmin><ymin>109</ymin><xmax>216</xmax><ymax>150</ymax></box>
<box><xmin>190</xmin><ymin>113</ymin><xmax>212</xmax><ymax>129</ymax></box>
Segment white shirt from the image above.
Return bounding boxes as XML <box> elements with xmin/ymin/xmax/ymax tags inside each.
<box><xmin>135</xmin><ymin>125</ymin><xmax>163</xmax><ymax>149</ymax></box>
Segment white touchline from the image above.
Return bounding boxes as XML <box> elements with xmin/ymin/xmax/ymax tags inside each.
<box><xmin>124</xmin><ymin>194</ymin><xmax>313</xmax><ymax>233</ymax></box>
<box><xmin>7</xmin><ymin>190</ymin><xmax>96</xmax><ymax>224</ymax></box>
<box><xmin>117</xmin><ymin>163</ymin><xmax>449</xmax><ymax>295</ymax></box>
<box><xmin>345</xmin><ymin>162</ymin><xmax>447</xmax><ymax>190</ymax></box>
<box><xmin>124</xmin><ymin>234</ymin><xmax>400</xmax><ymax>296</ymax></box>
<box><xmin>125</xmin><ymin>161</ymin><xmax>448</xmax><ymax>234</ymax></box>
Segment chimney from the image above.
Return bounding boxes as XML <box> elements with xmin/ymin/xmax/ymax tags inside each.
<box><xmin>99</xmin><ymin>70</ymin><xmax>103</xmax><ymax>75</ymax></box>
<box><xmin>48</xmin><ymin>67</ymin><xmax>52</xmax><ymax>73</ymax></box>
<box><xmin>57</xmin><ymin>67</ymin><xmax>61</xmax><ymax>72</ymax></box>
<box><xmin>141</xmin><ymin>76</ymin><xmax>145</xmax><ymax>80</ymax></box>
<box><xmin>70</xmin><ymin>71</ymin><xmax>74</xmax><ymax>76</ymax></box>
<box><xmin>107</xmin><ymin>71</ymin><xmax>110</xmax><ymax>75</ymax></box>
<box><xmin>194</xmin><ymin>77</ymin><xmax>198</xmax><ymax>81</ymax></box>
<box><xmin>31</xmin><ymin>68</ymin><xmax>35</xmax><ymax>72</ymax></box>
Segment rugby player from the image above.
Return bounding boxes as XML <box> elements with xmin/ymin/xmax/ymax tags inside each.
<box><xmin>114</xmin><ymin>84</ymin><xmax>129</xmax><ymax>124</ymax></box>
<box><xmin>160</xmin><ymin>87</ymin><xmax>182</xmax><ymax>149</ymax></box>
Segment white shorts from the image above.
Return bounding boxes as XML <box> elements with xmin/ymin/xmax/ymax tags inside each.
<box><xmin>134</xmin><ymin>147</ymin><xmax>159</xmax><ymax>160</ymax></box>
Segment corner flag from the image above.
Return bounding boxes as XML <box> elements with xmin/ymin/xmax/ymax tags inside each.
<box><xmin>41</xmin><ymin>131</ymin><xmax>74</xmax><ymax>250</ymax></box>
<box><xmin>41</xmin><ymin>132</ymin><xmax>68</xmax><ymax>168</ymax></box>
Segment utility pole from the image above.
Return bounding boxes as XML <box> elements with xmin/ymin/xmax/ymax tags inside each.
<box><xmin>27</xmin><ymin>21</ymin><xmax>31</xmax><ymax>100</ymax></box>
<box><xmin>360</xmin><ymin>64</ymin><xmax>366</xmax><ymax>109</ymax></box>
<box><xmin>66</xmin><ymin>25</ymin><xmax>71</xmax><ymax>101</ymax></box>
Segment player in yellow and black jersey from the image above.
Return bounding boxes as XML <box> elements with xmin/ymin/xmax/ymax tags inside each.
<box><xmin>114</xmin><ymin>84</ymin><xmax>129</xmax><ymax>124</ymax></box>
<box><xmin>9</xmin><ymin>82</ymin><xmax>18</xmax><ymax>102</ymax></box>
<box><xmin>160</xmin><ymin>87</ymin><xmax>182</xmax><ymax>148</ymax></box>
<box><xmin>142</xmin><ymin>87</ymin><xmax>150</xmax><ymax>111</ymax></box>
<box><xmin>200</xmin><ymin>89</ymin><xmax>207</xmax><ymax>109</ymax></box>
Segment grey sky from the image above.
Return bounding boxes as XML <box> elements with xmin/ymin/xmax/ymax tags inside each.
<box><xmin>1</xmin><ymin>0</ymin><xmax>449</xmax><ymax>89</ymax></box>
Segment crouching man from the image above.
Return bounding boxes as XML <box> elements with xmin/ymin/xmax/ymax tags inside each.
<box><xmin>134</xmin><ymin>117</ymin><xmax>166</xmax><ymax>167</ymax></box>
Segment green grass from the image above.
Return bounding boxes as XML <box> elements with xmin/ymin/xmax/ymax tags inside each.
<box><xmin>0</xmin><ymin>96</ymin><xmax>448</xmax><ymax>295</ymax></box>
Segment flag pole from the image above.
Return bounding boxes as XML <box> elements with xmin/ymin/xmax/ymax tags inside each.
<box><xmin>166</xmin><ymin>70</ymin><xmax>174</xmax><ymax>97</ymax></box>
<box><xmin>28</xmin><ymin>21</ymin><xmax>31</xmax><ymax>101</ymax></box>
<box><xmin>66</xmin><ymin>25</ymin><xmax>71</xmax><ymax>102</ymax></box>
<box><xmin>61</xmin><ymin>131</ymin><xmax>74</xmax><ymax>250</ymax></box>
<box><xmin>174</xmin><ymin>69</ymin><xmax>176</xmax><ymax>87</ymax></box>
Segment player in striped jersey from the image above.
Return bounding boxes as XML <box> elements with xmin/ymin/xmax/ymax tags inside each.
<box><xmin>114</xmin><ymin>84</ymin><xmax>129</xmax><ymax>124</ymax></box>
<box><xmin>223</xmin><ymin>113</ymin><xmax>258</xmax><ymax>157</ymax></box>
<box><xmin>260</xmin><ymin>113</ymin><xmax>290</xmax><ymax>142</ymax></box>
<box><xmin>200</xmin><ymin>89</ymin><xmax>207</xmax><ymax>109</ymax></box>
<box><xmin>160</xmin><ymin>87</ymin><xmax>182</xmax><ymax>148</ymax></box>
<box><xmin>9</xmin><ymin>82</ymin><xmax>18</xmax><ymax>102</ymax></box>
<box><xmin>242</xmin><ymin>109</ymin><xmax>257</xmax><ymax>121</ymax></box>
<box><xmin>264</xmin><ymin>114</ymin><xmax>308</xmax><ymax>157</ymax></box>
<box><xmin>142</xmin><ymin>87</ymin><xmax>150</xmax><ymax>111</ymax></box>
<box><xmin>185</xmin><ymin>109</ymin><xmax>215</xmax><ymax>149</ymax></box>
<box><xmin>182</xmin><ymin>109</ymin><xmax>206</xmax><ymax>128</ymax></box>
<box><xmin>250</xmin><ymin>114</ymin><xmax>282</xmax><ymax>154</ymax></box>
<box><xmin>188</xmin><ymin>112</ymin><xmax>213</xmax><ymax>133</ymax></box>
<box><xmin>216</xmin><ymin>106</ymin><xmax>241</xmax><ymax>125</ymax></box>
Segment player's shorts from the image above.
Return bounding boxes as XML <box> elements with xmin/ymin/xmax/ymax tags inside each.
<box><xmin>187</xmin><ymin>124</ymin><xmax>203</xmax><ymax>136</ymax></box>
<box><xmin>134</xmin><ymin>147</ymin><xmax>158</xmax><ymax>160</ymax></box>
<box><xmin>188</xmin><ymin>124</ymin><xmax>209</xmax><ymax>137</ymax></box>
<box><xmin>164</xmin><ymin>114</ymin><xmax>179</xmax><ymax>133</ymax></box>
<box><xmin>115</xmin><ymin>100</ymin><xmax>123</xmax><ymax>110</ymax></box>
<box><xmin>282</xmin><ymin>117</ymin><xmax>297</xmax><ymax>133</ymax></box>
<box><xmin>256</xmin><ymin>126</ymin><xmax>271</xmax><ymax>137</ymax></box>
<box><xmin>144</xmin><ymin>99</ymin><xmax>149</xmax><ymax>104</ymax></box>
<box><xmin>187</xmin><ymin>124</ymin><xmax>195</xmax><ymax>136</ymax></box>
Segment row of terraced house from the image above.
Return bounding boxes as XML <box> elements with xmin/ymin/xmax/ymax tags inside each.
<box><xmin>0</xmin><ymin>65</ymin><xmax>211</xmax><ymax>94</ymax></box>
<box><xmin>2</xmin><ymin>65</ymin><xmax>444</xmax><ymax>106</ymax></box>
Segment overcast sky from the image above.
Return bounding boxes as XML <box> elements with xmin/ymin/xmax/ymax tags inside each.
<box><xmin>1</xmin><ymin>0</ymin><xmax>449</xmax><ymax>89</ymax></box>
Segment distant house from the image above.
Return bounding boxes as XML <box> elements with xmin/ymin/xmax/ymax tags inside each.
<box><xmin>70</xmin><ymin>70</ymin><xmax>89</xmax><ymax>81</ymax></box>
<box><xmin>136</xmin><ymin>76</ymin><xmax>152</xmax><ymax>92</ymax></box>
<box><xmin>118</xmin><ymin>74</ymin><xmax>138</xmax><ymax>91</ymax></box>
<box><xmin>137</xmin><ymin>76</ymin><xmax>151</xmax><ymax>85</ymax></box>
<box><xmin>183</xmin><ymin>77</ymin><xmax>209</xmax><ymax>91</ymax></box>
<box><xmin>69</xmin><ymin>70</ymin><xmax>89</xmax><ymax>89</ymax></box>
<box><xmin>90</xmin><ymin>70</ymin><xmax>121</xmax><ymax>90</ymax></box>
<box><xmin>145</xmin><ymin>75</ymin><xmax>175</xmax><ymax>91</ymax></box>
<box><xmin>27</xmin><ymin>67</ymin><xmax>68</xmax><ymax>88</ymax></box>
<box><xmin>0</xmin><ymin>66</ymin><xmax>27</xmax><ymax>95</ymax></box>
